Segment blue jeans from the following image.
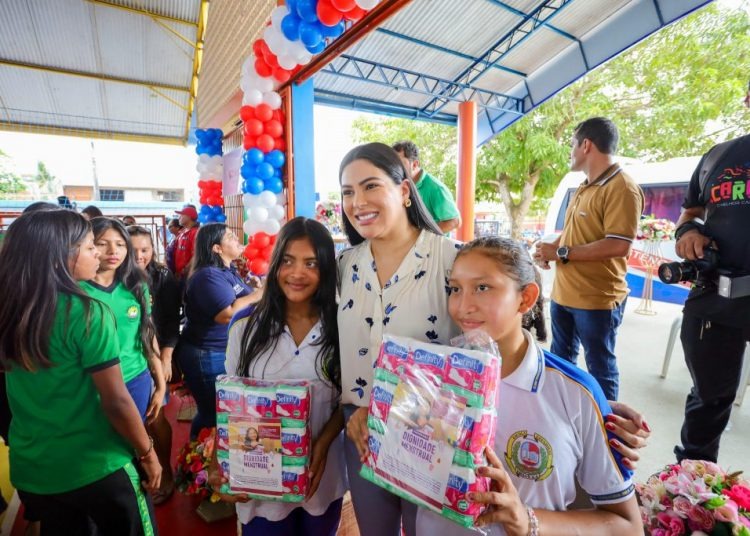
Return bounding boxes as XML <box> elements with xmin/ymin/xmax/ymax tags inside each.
<box><xmin>175</xmin><ymin>340</ymin><xmax>226</xmax><ymax>439</ymax></box>
<box><xmin>550</xmin><ymin>299</ymin><xmax>627</xmax><ymax>401</ymax></box>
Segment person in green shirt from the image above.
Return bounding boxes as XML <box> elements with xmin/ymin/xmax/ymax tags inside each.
<box><xmin>83</xmin><ymin>218</ymin><xmax>166</xmax><ymax>424</ymax></box>
<box><xmin>0</xmin><ymin>209</ymin><xmax>160</xmax><ymax>534</ymax></box>
<box><xmin>393</xmin><ymin>140</ymin><xmax>461</xmax><ymax>234</ymax></box>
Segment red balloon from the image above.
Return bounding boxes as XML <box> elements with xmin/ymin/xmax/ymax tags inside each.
<box><xmin>331</xmin><ymin>0</ymin><xmax>357</xmax><ymax>12</ymax></box>
<box><xmin>269</xmin><ymin>233</ymin><xmax>277</xmax><ymax>245</ymax></box>
<box><xmin>264</xmin><ymin>119</ymin><xmax>283</xmax><ymax>139</ymax></box>
<box><xmin>272</xmin><ymin>109</ymin><xmax>285</xmax><ymax>123</ymax></box>
<box><xmin>244</xmin><ymin>118</ymin><xmax>264</xmax><ymax>137</ymax></box>
<box><xmin>272</xmin><ymin>67</ymin><xmax>291</xmax><ymax>84</ymax></box>
<box><xmin>260</xmin><ymin>245</ymin><xmax>273</xmax><ymax>261</ymax></box>
<box><xmin>240</xmin><ymin>105</ymin><xmax>255</xmax><ymax>122</ymax></box>
<box><xmin>255</xmin><ymin>103</ymin><xmax>273</xmax><ymax>122</ymax></box>
<box><xmin>344</xmin><ymin>5</ymin><xmax>366</xmax><ymax>21</ymax></box>
<box><xmin>199</xmin><ymin>195</ymin><xmax>208</xmax><ymax>205</ymax></box>
<box><xmin>243</xmin><ymin>136</ymin><xmax>257</xmax><ymax>150</ymax></box>
<box><xmin>258</xmin><ymin>40</ymin><xmax>272</xmax><ymax>60</ymax></box>
<box><xmin>273</xmin><ymin>137</ymin><xmax>286</xmax><ymax>152</ymax></box>
<box><xmin>254</xmin><ymin>58</ymin><xmax>273</xmax><ymax>78</ymax></box>
<box><xmin>253</xmin><ymin>232</ymin><xmax>271</xmax><ymax>249</ymax></box>
<box><xmin>243</xmin><ymin>245</ymin><xmax>259</xmax><ymax>260</ymax></box>
<box><xmin>197</xmin><ymin>180</ymin><xmax>208</xmax><ymax>189</ymax></box>
<box><xmin>207</xmin><ymin>196</ymin><xmax>219</xmax><ymax>206</ymax></box>
<box><xmin>215</xmin><ymin>196</ymin><xmax>225</xmax><ymax>207</ymax></box>
<box><xmin>264</xmin><ymin>52</ymin><xmax>279</xmax><ymax>69</ymax></box>
<box><xmin>257</xmin><ymin>134</ymin><xmax>274</xmax><ymax>153</ymax></box>
<box><xmin>246</xmin><ymin>234</ymin><xmax>254</xmax><ymax>246</ymax></box>
<box><xmin>318</xmin><ymin>0</ymin><xmax>344</xmax><ymax>25</ymax></box>
<box><xmin>249</xmin><ymin>258</ymin><xmax>269</xmax><ymax>276</ymax></box>
<box><xmin>252</xmin><ymin>39</ymin><xmax>264</xmax><ymax>57</ymax></box>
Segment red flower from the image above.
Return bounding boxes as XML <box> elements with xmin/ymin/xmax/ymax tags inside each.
<box><xmin>197</xmin><ymin>427</ymin><xmax>213</xmax><ymax>442</ymax></box>
<box><xmin>724</xmin><ymin>485</ymin><xmax>750</xmax><ymax>511</ymax></box>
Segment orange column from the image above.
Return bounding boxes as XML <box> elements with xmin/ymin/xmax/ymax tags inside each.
<box><xmin>456</xmin><ymin>101</ymin><xmax>477</xmax><ymax>242</ymax></box>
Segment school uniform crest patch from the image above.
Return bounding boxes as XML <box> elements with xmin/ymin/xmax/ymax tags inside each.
<box><xmin>505</xmin><ymin>430</ymin><xmax>554</xmax><ymax>481</ymax></box>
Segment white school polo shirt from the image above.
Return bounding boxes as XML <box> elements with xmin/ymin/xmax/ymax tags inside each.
<box><xmin>225</xmin><ymin>318</ymin><xmax>347</xmax><ymax>524</ymax></box>
<box><xmin>417</xmin><ymin>329</ymin><xmax>634</xmax><ymax>535</ymax></box>
<box><xmin>337</xmin><ymin>230</ymin><xmax>462</xmax><ymax>406</ymax></box>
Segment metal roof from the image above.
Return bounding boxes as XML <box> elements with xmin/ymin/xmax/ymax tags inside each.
<box><xmin>0</xmin><ymin>0</ymin><xmax>206</xmax><ymax>145</ymax></box>
<box><xmin>311</xmin><ymin>0</ymin><xmax>714</xmax><ymax>145</ymax></box>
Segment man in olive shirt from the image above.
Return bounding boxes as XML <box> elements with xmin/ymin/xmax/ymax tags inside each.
<box><xmin>534</xmin><ymin>117</ymin><xmax>644</xmax><ymax>401</ymax></box>
<box><xmin>393</xmin><ymin>141</ymin><xmax>461</xmax><ymax>234</ymax></box>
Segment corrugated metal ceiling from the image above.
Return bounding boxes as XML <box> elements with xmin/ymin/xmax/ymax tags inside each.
<box><xmin>311</xmin><ymin>0</ymin><xmax>714</xmax><ymax>145</ymax></box>
<box><xmin>0</xmin><ymin>0</ymin><xmax>202</xmax><ymax>144</ymax></box>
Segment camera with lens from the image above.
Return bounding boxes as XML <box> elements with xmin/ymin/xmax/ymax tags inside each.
<box><xmin>658</xmin><ymin>247</ymin><xmax>750</xmax><ymax>299</ymax></box>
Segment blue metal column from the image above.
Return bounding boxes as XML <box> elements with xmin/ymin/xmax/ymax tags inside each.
<box><xmin>291</xmin><ymin>79</ymin><xmax>316</xmax><ymax>218</ymax></box>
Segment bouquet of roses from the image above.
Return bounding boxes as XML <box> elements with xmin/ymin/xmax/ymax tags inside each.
<box><xmin>637</xmin><ymin>459</ymin><xmax>750</xmax><ymax>535</ymax></box>
<box><xmin>175</xmin><ymin>427</ymin><xmax>221</xmax><ymax>502</ymax></box>
<box><xmin>315</xmin><ymin>200</ymin><xmax>343</xmax><ymax>234</ymax></box>
<box><xmin>638</xmin><ymin>216</ymin><xmax>676</xmax><ymax>241</ymax></box>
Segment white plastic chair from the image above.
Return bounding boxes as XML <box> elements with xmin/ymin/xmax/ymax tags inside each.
<box><xmin>661</xmin><ymin>314</ymin><xmax>750</xmax><ymax>407</ymax></box>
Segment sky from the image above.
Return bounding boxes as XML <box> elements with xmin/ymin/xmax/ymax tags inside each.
<box><xmin>1</xmin><ymin>0</ymin><xmax>746</xmax><ymax>202</ymax></box>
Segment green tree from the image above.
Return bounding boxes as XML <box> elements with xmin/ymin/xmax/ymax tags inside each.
<box><xmin>35</xmin><ymin>161</ymin><xmax>56</xmax><ymax>193</ymax></box>
<box><xmin>351</xmin><ymin>3</ymin><xmax>750</xmax><ymax>238</ymax></box>
<box><xmin>0</xmin><ymin>150</ymin><xmax>26</xmax><ymax>197</ymax></box>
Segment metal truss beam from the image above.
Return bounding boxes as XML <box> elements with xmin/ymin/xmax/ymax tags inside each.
<box><xmin>321</xmin><ymin>55</ymin><xmax>524</xmax><ymax>116</ymax></box>
<box><xmin>86</xmin><ymin>0</ymin><xmax>198</xmax><ymax>26</ymax></box>
<box><xmin>314</xmin><ymin>89</ymin><xmax>457</xmax><ymax>125</ymax></box>
<box><xmin>484</xmin><ymin>0</ymin><xmax>577</xmax><ymax>41</ymax></box>
<box><xmin>420</xmin><ymin>0</ymin><xmax>574</xmax><ymax>118</ymax></box>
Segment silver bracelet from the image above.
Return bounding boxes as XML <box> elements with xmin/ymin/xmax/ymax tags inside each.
<box><xmin>526</xmin><ymin>505</ymin><xmax>540</xmax><ymax>536</ymax></box>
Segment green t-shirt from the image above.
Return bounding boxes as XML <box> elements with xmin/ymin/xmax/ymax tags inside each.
<box><xmin>6</xmin><ymin>294</ymin><xmax>132</xmax><ymax>494</ymax></box>
<box><xmin>81</xmin><ymin>280</ymin><xmax>150</xmax><ymax>382</ymax></box>
<box><xmin>416</xmin><ymin>170</ymin><xmax>460</xmax><ymax>223</ymax></box>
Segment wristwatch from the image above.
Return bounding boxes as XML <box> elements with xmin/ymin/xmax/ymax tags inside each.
<box><xmin>556</xmin><ymin>245</ymin><xmax>570</xmax><ymax>264</ymax></box>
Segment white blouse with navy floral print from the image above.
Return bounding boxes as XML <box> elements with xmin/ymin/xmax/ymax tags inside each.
<box><xmin>337</xmin><ymin>230</ymin><xmax>462</xmax><ymax>406</ymax></box>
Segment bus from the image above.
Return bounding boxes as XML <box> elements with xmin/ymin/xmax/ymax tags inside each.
<box><xmin>542</xmin><ymin>156</ymin><xmax>701</xmax><ymax>305</ymax></box>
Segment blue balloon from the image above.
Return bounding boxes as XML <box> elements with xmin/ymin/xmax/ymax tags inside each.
<box><xmin>212</xmin><ymin>206</ymin><xmax>223</xmax><ymax>215</ymax></box>
<box><xmin>199</xmin><ymin>205</ymin><xmax>212</xmax><ymax>215</ymax></box>
<box><xmin>274</xmin><ymin>168</ymin><xmax>282</xmax><ymax>177</ymax></box>
<box><xmin>211</xmin><ymin>128</ymin><xmax>223</xmax><ymax>139</ymax></box>
<box><xmin>215</xmin><ymin>213</ymin><xmax>227</xmax><ymax>223</ymax></box>
<box><xmin>286</xmin><ymin>0</ymin><xmax>298</xmax><ymax>13</ymax></box>
<box><xmin>299</xmin><ymin>21</ymin><xmax>323</xmax><ymax>48</ymax></box>
<box><xmin>197</xmin><ymin>213</ymin><xmax>209</xmax><ymax>224</ymax></box>
<box><xmin>306</xmin><ymin>41</ymin><xmax>326</xmax><ymax>54</ymax></box>
<box><xmin>195</xmin><ymin>129</ymin><xmax>207</xmax><ymax>143</ymax></box>
<box><xmin>265</xmin><ymin>177</ymin><xmax>284</xmax><ymax>194</ymax></box>
<box><xmin>265</xmin><ymin>150</ymin><xmax>285</xmax><ymax>169</ymax></box>
<box><xmin>240</xmin><ymin>164</ymin><xmax>256</xmax><ymax>180</ymax></box>
<box><xmin>195</xmin><ymin>145</ymin><xmax>208</xmax><ymax>155</ymax></box>
<box><xmin>320</xmin><ymin>21</ymin><xmax>345</xmax><ymax>39</ymax></box>
<box><xmin>281</xmin><ymin>13</ymin><xmax>302</xmax><ymax>42</ymax></box>
<box><xmin>256</xmin><ymin>162</ymin><xmax>275</xmax><ymax>180</ymax></box>
<box><xmin>296</xmin><ymin>0</ymin><xmax>318</xmax><ymax>24</ymax></box>
<box><xmin>244</xmin><ymin>147</ymin><xmax>265</xmax><ymax>166</ymax></box>
<box><xmin>244</xmin><ymin>178</ymin><xmax>265</xmax><ymax>195</ymax></box>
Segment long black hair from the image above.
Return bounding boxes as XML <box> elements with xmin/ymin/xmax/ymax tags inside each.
<box><xmin>189</xmin><ymin>223</ymin><xmax>229</xmax><ymax>277</ymax></box>
<box><xmin>91</xmin><ymin>217</ymin><xmax>157</xmax><ymax>358</ymax></box>
<box><xmin>236</xmin><ymin>217</ymin><xmax>340</xmax><ymax>391</ymax></box>
<box><xmin>126</xmin><ymin>225</ymin><xmax>165</xmax><ymax>280</ymax></box>
<box><xmin>0</xmin><ymin>210</ymin><xmax>99</xmax><ymax>370</ymax></box>
<box><xmin>456</xmin><ymin>237</ymin><xmax>547</xmax><ymax>343</ymax></box>
<box><xmin>339</xmin><ymin>142</ymin><xmax>442</xmax><ymax>246</ymax></box>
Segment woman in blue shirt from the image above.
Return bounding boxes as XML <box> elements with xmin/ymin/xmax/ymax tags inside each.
<box><xmin>176</xmin><ymin>223</ymin><xmax>260</xmax><ymax>438</ymax></box>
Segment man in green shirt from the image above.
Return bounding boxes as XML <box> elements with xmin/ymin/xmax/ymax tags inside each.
<box><xmin>393</xmin><ymin>141</ymin><xmax>461</xmax><ymax>234</ymax></box>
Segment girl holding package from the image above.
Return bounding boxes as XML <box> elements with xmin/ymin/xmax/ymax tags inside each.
<box><xmin>417</xmin><ymin>236</ymin><xmax>643</xmax><ymax>535</ymax></box>
<box><xmin>339</xmin><ymin>144</ymin><xmax>650</xmax><ymax>536</ymax></box>
<box><xmin>210</xmin><ymin>217</ymin><xmax>347</xmax><ymax>536</ymax></box>
<box><xmin>82</xmin><ymin>218</ymin><xmax>166</xmax><ymax>423</ymax></box>
<box><xmin>0</xmin><ymin>210</ymin><xmax>160</xmax><ymax>534</ymax></box>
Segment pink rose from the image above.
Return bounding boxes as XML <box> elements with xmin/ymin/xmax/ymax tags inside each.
<box><xmin>660</xmin><ymin>495</ymin><xmax>674</xmax><ymax>510</ymax></box>
<box><xmin>672</xmin><ymin>496</ymin><xmax>692</xmax><ymax>519</ymax></box>
<box><xmin>712</xmin><ymin>499</ymin><xmax>739</xmax><ymax>523</ymax></box>
<box><xmin>657</xmin><ymin>512</ymin><xmax>686</xmax><ymax>536</ymax></box>
<box><xmin>740</xmin><ymin>515</ymin><xmax>750</xmax><ymax>528</ymax></box>
<box><xmin>687</xmin><ymin>505</ymin><xmax>715</xmax><ymax>532</ymax></box>
<box><xmin>724</xmin><ymin>485</ymin><xmax>750</xmax><ymax>511</ymax></box>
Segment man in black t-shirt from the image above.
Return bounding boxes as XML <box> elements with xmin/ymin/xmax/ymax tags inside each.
<box><xmin>674</xmin><ymin>81</ymin><xmax>750</xmax><ymax>463</ymax></box>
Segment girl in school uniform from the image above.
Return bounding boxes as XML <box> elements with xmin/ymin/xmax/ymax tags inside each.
<box><xmin>417</xmin><ymin>237</ymin><xmax>643</xmax><ymax>535</ymax></box>
<box><xmin>82</xmin><ymin>217</ymin><xmax>166</xmax><ymax>423</ymax></box>
<box><xmin>0</xmin><ymin>210</ymin><xmax>160</xmax><ymax>534</ymax></box>
<box><xmin>210</xmin><ymin>217</ymin><xmax>346</xmax><ymax>536</ymax></box>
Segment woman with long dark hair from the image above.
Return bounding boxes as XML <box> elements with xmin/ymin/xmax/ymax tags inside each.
<box><xmin>0</xmin><ymin>210</ymin><xmax>160</xmax><ymax>534</ymax></box>
<box><xmin>209</xmin><ymin>217</ymin><xmax>345</xmax><ymax>536</ymax></box>
<box><xmin>176</xmin><ymin>223</ymin><xmax>260</xmax><ymax>438</ymax></box>
<box><xmin>82</xmin><ymin>218</ymin><xmax>166</xmax><ymax>423</ymax></box>
<box><xmin>128</xmin><ymin>225</ymin><xmax>180</xmax><ymax>504</ymax></box>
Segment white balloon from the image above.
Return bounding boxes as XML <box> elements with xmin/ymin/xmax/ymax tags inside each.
<box><xmin>275</xmin><ymin>192</ymin><xmax>287</xmax><ymax>206</ymax></box>
<box><xmin>251</xmin><ymin>206</ymin><xmax>269</xmax><ymax>222</ymax></box>
<box><xmin>264</xmin><ymin>27</ymin><xmax>285</xmax><ymax>57</ymax></box>
<box><xmin>243</xmin><ymin>220</ymin><xmax>259</xmax><ymax>236</ymax></box>
<box><xmin>270</xmin><ymin>6</ymin><xmax>288</xmax><ymax>30</ymax></box>
<box><xmin>355</xmin><ymin>0</ymin><xmax>380</xmax><ymax>8</ymax></box>
<box><xmin>270</xmin><ymin>204</ymin><xmax>286</xmax><ymax>220</ymax></box>
<box><xmin>207</xmin><ymin>176</ymin><xmax>222</xmax><ymax>183</ymax></box>
<box><xmin>277</xmin><ymin>54</ymin><xmax>297</xmax><ymax>71</ymax></box>
<box><xmin>199</xmin><ymin>154</ymin><xmax>211</xmax><ymax>164</ymax></box>
<box><xmin>263</xmin><ymin>91</ymin><xmax>282</xmax><ymax>110</ymax></box>
<box><xmin>243</xmin><ymin>89</ymin><xmax>263</xmax><ymax>107</ymax></box>
<box><xmin>263</xmin><ymin>219</ymin><xmax>282</xmax><ymax>235</ymax></box>
<box><xmin>297</xmin><ymin>52</ymin><xmax>313</xmax><ymax>65</ymax></box>
<box><xmin>259</xmin><ymin>190</ymin><xmax>277</xmax><ymax>208</ymax></box>
<box><xmin>256</xmin><ymin>75</ymin><xmax>275</xmax><ymax>93</ymax></box>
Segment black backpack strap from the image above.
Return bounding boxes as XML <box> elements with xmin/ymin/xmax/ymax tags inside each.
<box><xmin>698</xmin><ymin>139</ymin><xmax>734</xmax><ymax>205</ymax></box>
